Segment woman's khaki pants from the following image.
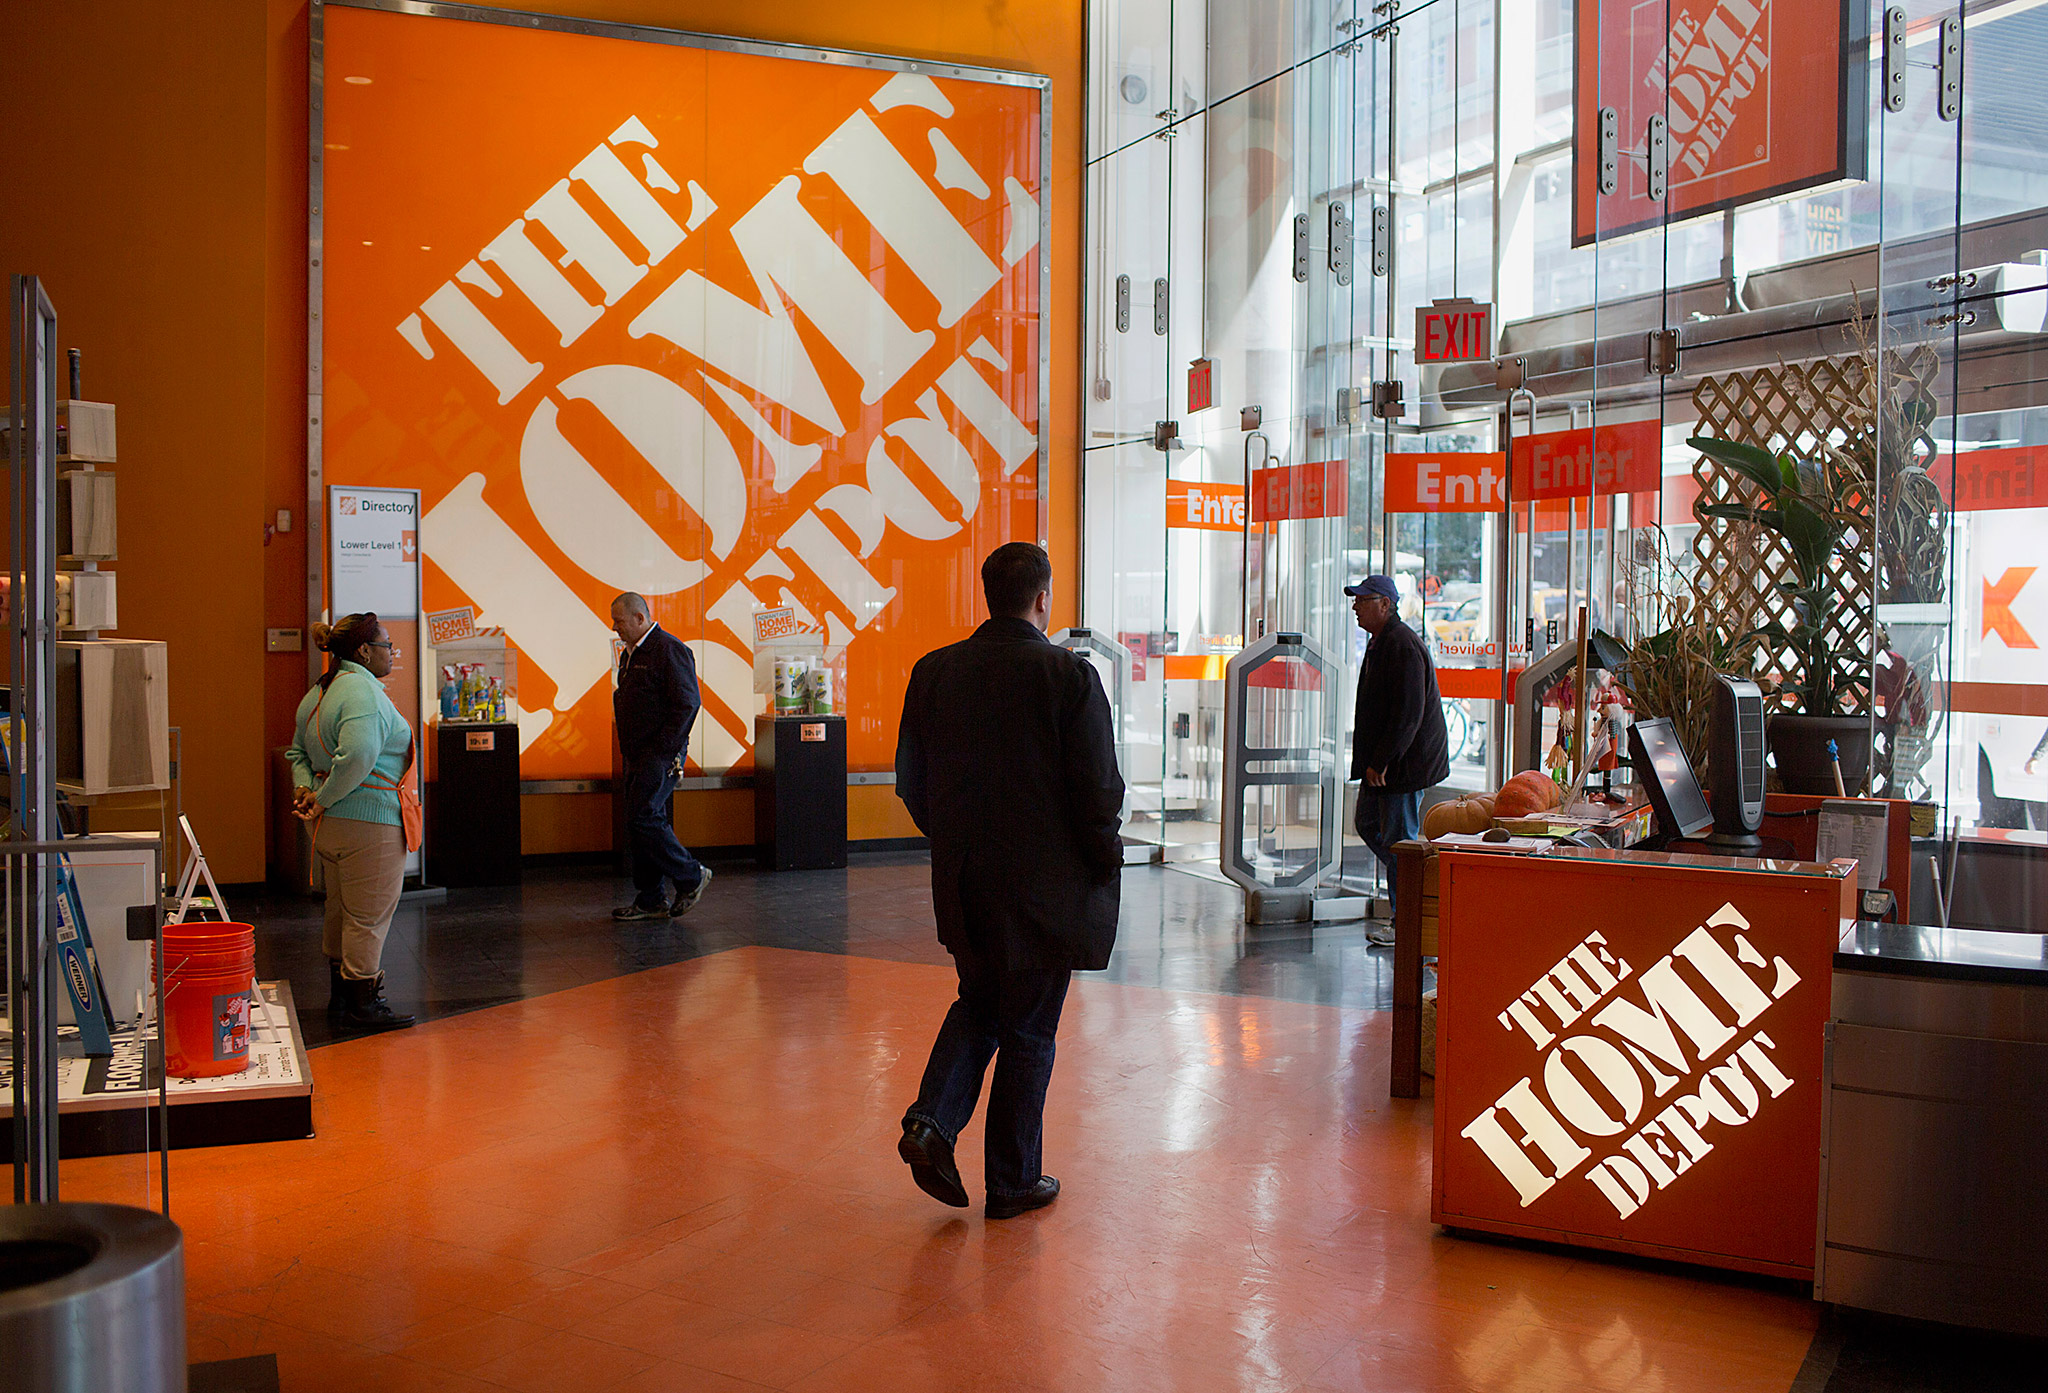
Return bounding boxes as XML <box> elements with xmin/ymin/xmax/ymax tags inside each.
<box><xmin>316</xmin><ymin>815</ymin><xmax>406</xmax><ymax>981</ymax></box>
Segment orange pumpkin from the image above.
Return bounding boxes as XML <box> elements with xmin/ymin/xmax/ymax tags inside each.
<box><xmin>1423</xmin><ymin>793</ymin><xmax>1497</xmax><ymax>838</ymax></box>
<box><xmin>1492</xmin><ymin>770</ymin><xmax>1563</xmax><ymax>820</ymax></box>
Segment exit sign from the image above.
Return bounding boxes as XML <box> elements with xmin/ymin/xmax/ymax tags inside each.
<box><xmin>1414</xmin><ymin>298</ymin><xmax>1492</xmax><ymax>364</ymax></box>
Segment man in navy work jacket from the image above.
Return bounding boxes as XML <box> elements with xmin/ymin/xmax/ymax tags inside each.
<box><xmin>1347</xmin><ymin>574</ymin><xmax>1449</xmax><ymax>934</ymax></box>
<box><xmin>609</xmin><ymin>592</ymin><xmax>713</xmax><ymax>921</ymax></box>
<box><xmin>894</xmin><ymin>542</ymin><xmax>1125</xmax><ymax>1220</ymax></box>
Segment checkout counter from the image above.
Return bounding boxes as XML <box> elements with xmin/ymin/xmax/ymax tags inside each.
<box><xmin>1819</xmin><ymin>921</ymin><xmax>2048</xmax><ymax>1336</ymax></box>
<box><xmin>1428</xmin><ymin>841</ymin><xmax>1855</xmax><ymax>1278</ymax></box>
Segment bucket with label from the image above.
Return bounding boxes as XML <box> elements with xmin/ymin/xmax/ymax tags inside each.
<box><xmin>155</xmin><ymin>921</ymin><xmax>255</xmax><ymax>1078</ymax></box>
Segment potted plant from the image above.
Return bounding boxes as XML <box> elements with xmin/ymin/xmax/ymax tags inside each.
<box><xmin>1687</xmin><ymin>434</ymin><xmax>1871</xmax><ymax>794</ymax></box>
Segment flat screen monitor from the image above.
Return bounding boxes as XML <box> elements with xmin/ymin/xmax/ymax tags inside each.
<box><xmin>1630</xmin><ymin>717</ymin><xmax>1714</xmax><ymax>840</ymax></box>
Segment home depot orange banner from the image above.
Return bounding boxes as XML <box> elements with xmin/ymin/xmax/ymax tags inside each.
<box><xmin>1386</xmin><ymin>452</ymin><xmax>1508</xmax><ymax>513</ymax></box>
<box><xmin>1573</xmin><ymin>1</ymin><xmax>1865</xmax><ymax>246</ymax></box>
<box><xmin>1251</xmin><ymin>460</ymin><xmax>1347</xmax><ymax>523</ymax></box>
<box><xmin>321</xmin><ymin>6</ymin><xmax>1044</xmax><ymax>777</ymax></box>
<box><xmin>1165</xmin><ymin>479</ymin><xmax>1247</xmax><ymax>531</ymax></box>
<box><xmin>1510</xmin><ymin>421</ymin><xmax>1662</xmax><ymax>501</ymax></box>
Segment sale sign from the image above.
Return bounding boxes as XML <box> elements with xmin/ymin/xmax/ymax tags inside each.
<box><xmin>1574</xmin><ymin>1</ymin><xmax>1865</xmax><ymax>246</ymax></box>
<box><xmin>1385</xmin><ymin>452</ymin><xmax>1508</xmax><ymax>513</ymax></box>
<box><xmin>321</xmin><ymin>5</ymin><xmax>1044</xmax><ymax>777</ymax></box>
<box><xmin>1250</xmin><ymin>461</ymin><xmax>1348</xmax><ymax>523</ymax></box>
<box><xmin>1165</xmin><ymin>478</ymin><xmax>1246</xmax><ymax>532</ymax></box>
<box><xmin>1510</xmin><ymin>420</ymin><xmax>1661</xmax><ymax>501</ymax></box>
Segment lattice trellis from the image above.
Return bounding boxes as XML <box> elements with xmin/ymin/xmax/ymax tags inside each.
<box><xmin>1690</xmin><ymin>359</ymin><xmax>1878</xmax><ymax>716</ymax></box>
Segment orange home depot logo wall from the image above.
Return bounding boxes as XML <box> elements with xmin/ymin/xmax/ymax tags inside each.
<box><xmin>321</xmin><ymin>7</ymin><xmax>1044</xmax><ymax>777</ymax></box>
<box><xmin>1437</xmin><ymin>863</ymin><xmax>1838</xmax><ymax>1274</ymax></box>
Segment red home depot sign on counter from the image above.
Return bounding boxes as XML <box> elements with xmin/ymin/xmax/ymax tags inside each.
<box><xmin>1432</xmin><ymin>849</ymin><xmax>1852</xmax><ymax>1278</ymax></box>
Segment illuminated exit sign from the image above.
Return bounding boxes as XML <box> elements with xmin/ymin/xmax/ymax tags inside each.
<box><xmin>1414</xmin><ymin>298</ymin><xmax>1493</xmax><ymax>364</ymax></box>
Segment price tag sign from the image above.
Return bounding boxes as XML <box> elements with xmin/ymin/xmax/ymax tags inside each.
<box><xmin>801</xmin><ymin>723</ymin><xmax>826</xmax><ymax>742</ymax></box>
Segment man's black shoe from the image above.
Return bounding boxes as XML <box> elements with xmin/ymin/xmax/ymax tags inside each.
<box><xmin>669</xmin><ymin>866</ymin><xmax>714</xmax><ymax>918</ymax></box>
<box><xmin>612</xmin><ymin>901</ymin><xmax>668</xmax><ymax>922</ymax></box>
<box><xmin>985</xmin><ymin>1175</ymin><xmax>1059</xmax><ymax>1220</ymax></box>
<box><xmin>898</xmin><ymin>1118</ymin><xmax>969</xmax><ymax>1208</ymax></box>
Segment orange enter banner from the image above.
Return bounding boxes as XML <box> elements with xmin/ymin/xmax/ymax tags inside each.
<box><xmin>1510</xmin><ymin>421</ymin><xmax>1662</xmax><ymax>501</ymax></box>
<box><xmin>1251</xmin><ymin>460</ymin><xmax>1347</xmax><ymax>523</ymax></box>
<box><xmin>1934</xmin><ymin>446</ymin><xmax>2048</xmax><ymax>512</ymax></box>
<box><xmin>1385</xmin><ymin>452</ymin><xmax>1508</xmax><ymax>513</ymax></box>
<box><xmin>1165</xmin><ymin>479</ymin><xmax>1247</xmax><ymax>531</ymax></box>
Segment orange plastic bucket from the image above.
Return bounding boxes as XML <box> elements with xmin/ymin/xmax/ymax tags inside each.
<box><xmin>156</xmin><ymin>922</ymin><xmax>256</xmax><ymax>1078</ymax></box>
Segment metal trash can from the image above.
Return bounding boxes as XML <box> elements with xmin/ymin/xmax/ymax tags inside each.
<box><xmin>0</xmin><ymin>1202</ymin><xmax>186</xmax><ymax>1392</ymax></box>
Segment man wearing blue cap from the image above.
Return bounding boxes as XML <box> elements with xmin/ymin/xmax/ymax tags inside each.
<box><xmin>1344</xmin><ymin>575</ymin><xmax>1449</xmax><ymax>929</ymax></box>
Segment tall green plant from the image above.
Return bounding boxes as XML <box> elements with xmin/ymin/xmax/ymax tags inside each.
<box><xmin>1687</xmin><ymin>436</ymin><xmax>1857</xmax><ymax>715</ymax></box>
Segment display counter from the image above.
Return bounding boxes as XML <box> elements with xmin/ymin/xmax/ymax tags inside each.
<box><xmin>1431</xmin><ymin>844</ymin><xmax>1855</xmax><ymax>1278</ymax></box>
<box><xmin>1818</xmin><ymin>921</ymin><xmax>2048</xmax><ymax>1335</ymax></box>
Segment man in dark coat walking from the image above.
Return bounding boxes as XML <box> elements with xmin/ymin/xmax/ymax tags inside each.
<box><xmin>1347</xmin><ymin>575</ymin><xmax>1449</xmax><ymax>930</ymax></box>
<box><xmin>894</xmin><ymin>542</ymin><xmax>1125</xmax><ymax>1219</ymax></box>
<box><xmin>609</xmin><ymin>592</ymin><xmax>712</xmax><ymax>921</ymax></box>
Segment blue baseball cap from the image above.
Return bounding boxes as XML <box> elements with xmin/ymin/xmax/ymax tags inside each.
<box><xmin>1343</xmin><ymin>575</ymin><xmax>1398</xmax><ymax>602</ymax></box>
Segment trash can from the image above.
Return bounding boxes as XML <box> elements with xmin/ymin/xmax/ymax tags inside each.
<box><xmin>0</xmin><ymin>1202</ymin><xmax>185</xmax><ymax>1392</ymax></box>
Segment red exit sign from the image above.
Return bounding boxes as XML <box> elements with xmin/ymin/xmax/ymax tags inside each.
<box><xmin>1414</xmin><ymin>298</ymin><xmax>1492</xmax><ymax>364</ymax></box>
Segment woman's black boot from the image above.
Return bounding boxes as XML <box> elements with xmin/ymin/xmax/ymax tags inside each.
<box><xmin>342</xmin><ymin>974</ymin><xmax>416</xmax><ymax>1031</ymax></box>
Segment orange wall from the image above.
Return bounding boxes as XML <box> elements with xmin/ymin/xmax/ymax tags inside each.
<box><xmin>2</xmin><ymin>0</ymin><xmax>1076</xmax><ymax>874</ymax></box>
<box><xmin>0</xmin><ymin>1</ymin><xmax>272</xmax><ymax>881</ymax></box>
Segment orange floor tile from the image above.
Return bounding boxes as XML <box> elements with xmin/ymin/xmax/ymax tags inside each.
<box><xmin>60</xmin><ymin>946</ymin><xmax>1819</xmax><ymax>1392</ymax></box>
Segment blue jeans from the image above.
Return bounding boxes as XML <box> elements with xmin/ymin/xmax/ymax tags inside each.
<box><xmin>906</xmin><ymin>950</ymin><xmax>1071</xmax><ymax>1198</ymax></box>
<box><xmin>624</xmin><ymin>756</ymin><xmax>704</xmax><ymax>907</ymax></box>
<box><xmin>1356</xmin><ymin>788</ymin><xmax>1423</xmax><ymax>918</ymax></box>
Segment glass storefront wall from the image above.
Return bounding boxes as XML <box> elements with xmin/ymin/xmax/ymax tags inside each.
<box><xmin>1085</xmin><ymin>0</ymin><xmax>2048</xmax><ymax>928</ymax></box>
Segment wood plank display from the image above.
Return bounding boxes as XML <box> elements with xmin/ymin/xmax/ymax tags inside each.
<box><xmin>55</xmin><ymin>638</ymin><xmax>170</xmax><ymax>795</ymax></box>
<box><xmin>0</xmin><ymin>397</ymin><xmax>116</xmax><ymax>463</ymax></box>
<box><xmin>56</xmin><ymin>570</ymin><xmax>117</xmax><ymax>631</ymax></box>
<box><xmin>56</xmin><ymin>467</ymin><xmax>116</xmax><ymax>560</ymax></box>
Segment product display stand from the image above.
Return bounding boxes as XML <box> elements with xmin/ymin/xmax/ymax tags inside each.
<box><xmin>753</xmin><ymin>714</ymin><xmax>848</xmax><ymax>871</ymax></box>
<box><xmin>428</xmin><ymin>721</ymin><xmax>520</xmax><ymax>887</ymax></box>
<box><xmin>165</xmin><ymin>816</ymin><xmax>277</xmax><ymax>1043</ymax></box>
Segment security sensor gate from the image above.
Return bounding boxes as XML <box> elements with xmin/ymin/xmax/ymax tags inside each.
<box><xmin>1050</xmin><ymin>626</ymin><xmax>1133</xmax><ymax>742</ymax></box>
<box><xmin>1052</xmin><ymin>626</ymin><xmax>1139</xmax><ymax>839</ymax></box>
<box><xmin>1220</xmin><ymin>631</ymin><xmax>1341</xmax><ymax>893</ymax></box>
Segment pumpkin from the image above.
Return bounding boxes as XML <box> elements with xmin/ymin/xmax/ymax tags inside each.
<box><xmin>1423</xmin><ymin>793</ymin><xmax>1497</xmax><ymax>838</ymax></box>
<box><xmin>1492</xmin><ymin>770</ymin><xmax>1564</xmax><ymax>820</ymax></box>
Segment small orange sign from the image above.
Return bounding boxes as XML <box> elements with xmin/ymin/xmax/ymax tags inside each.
<box><xmin>1165</xmin><ymin>479</ymin><xmax>1247</xmax><ymax>532</ymax></box>
<box><xmin>1385</xmin><ymin>452</ymin><xmax>1508</xmax><ymax>513</ymax></box>
<box><xmin>465</xmin><ymin>730</ymin><xmax>496</xmax><ymax>751</ymax></box>
<box><xmin>800</xmin><ymin>722</ymin><xmax>826</xmax><ymax>742</ymax></box>
<box><xmin>1250</xmin><ymin>461</ymin><xmax>1347</xmax><ymax>523</ymax></box>
<box><xmin>1510</xmin><ymin>421</ymin><xmax>1661</xmax><ymax>501</ymax></box>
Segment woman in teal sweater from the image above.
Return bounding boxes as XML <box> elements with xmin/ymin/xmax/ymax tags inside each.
<box><xmin>287</xmin><ymin>612</ymin><xmax>417</xmax><ymax>1030</ymax></box>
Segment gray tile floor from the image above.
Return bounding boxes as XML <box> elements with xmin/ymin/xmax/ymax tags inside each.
<box><xmin>253</xmin><ymin>853</ymin><xmax>1401</xmax><ymax>1048</ymax></box>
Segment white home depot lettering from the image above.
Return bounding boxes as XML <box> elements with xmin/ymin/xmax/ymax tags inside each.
<box><xmin>394</xmin><ymin>71</ymin><xmax>1041</xmax><ymax>763</ymax></box>
<box><xmin>1460</xmin><ymin>904</ymin><xmax>1802</xmax><ymax>1213</ymax></box>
